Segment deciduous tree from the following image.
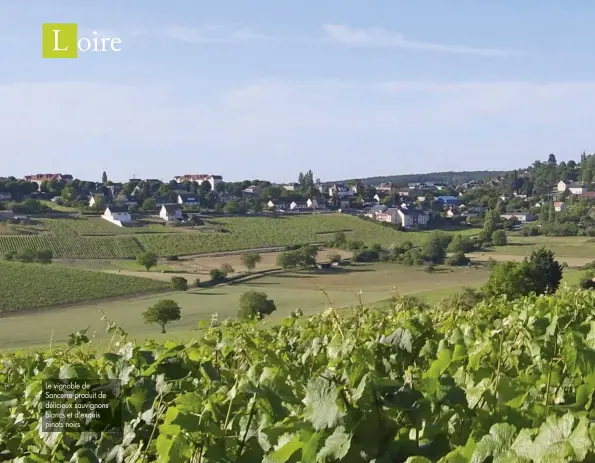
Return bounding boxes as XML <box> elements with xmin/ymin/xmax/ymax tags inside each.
<box><xmin>142</xmin><ymin>300</ymin><xmax>181</xmax><ymax>333</ymax></box>
<box><xmin>238</xmin><ymin>290</ymin><xmax>276</xmax><ymax>319</ymax></box>
<box><xmin>240</xmin><ymin>252</ymin><xmax>261</xmax><ymax>272</ymax></box>
<box><xmin>137</xmin><ymin>252</ymin><xmax>158</xmax><ymax>271</ymax></box>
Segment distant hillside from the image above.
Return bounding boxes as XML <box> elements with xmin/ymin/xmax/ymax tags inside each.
<box><xmin>334</xmin><ymin>170</ymin><xmax>507</xmax><ymax>186</ymax></box>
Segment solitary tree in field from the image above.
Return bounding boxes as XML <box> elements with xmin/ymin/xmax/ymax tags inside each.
<box><xmin>238</xmin><ymin>290</ymin><xmax>277</xmax><ymax>319</ymax></box>
<box><xmin>137</xmin><ymin>252</ymin><xmax>158</xmax><ymax>271</ymax></box>
<box><xmin>240</xmin><ymin>252</ymin><xmax>261</xmax><ymax>272</ymax></box>
<box><xmin>142</xmin><ymin>300</ymin><xmax>181</xmax><ymax>333</ymax></box>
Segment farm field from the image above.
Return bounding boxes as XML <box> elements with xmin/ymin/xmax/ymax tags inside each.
<box><xmin>488</xmin><ymin>234</ymin><xmax>595</xmax><ymax>259</ymax></box>
<box><xmin>0</xmin><ymin>213</ymin><xmax>478</xmax><ymax>258</ymax></box>
<box><xmin>0</xmin><ymin>261</ymin><xmax>170</xmax><ymax>314</ymax></box>
<box><xmin>133</xmin><ymin>216</ymin><xmax>478</xmax><ymax>256</ymax></box>
<box><xmin>41</xmin><ymin>217</ymin><xmax>183</xmax><ymax>235</ymax></box>
<box><xmin>0</xmin><ymin>263</ymin><xmax>496</xmax><ymax>349</ymax></box>
<box><xmin>0</xmin><ymin>261</ymin><xmax>585</xmax><ymax>350</ymax></box>
<box><xmin>0</xmin><ymin>235</ymin><xmax>142</xmax><ymax>258</ymax></box>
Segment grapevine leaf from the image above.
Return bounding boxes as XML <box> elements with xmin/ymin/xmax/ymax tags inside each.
<box><xmin>301</xmin><ymin>430</ymin><xmax>326</xmax><ymax>463</ymax></box>
<box><xmin>155</xmin><ymin>433</ymin><xmax>191</xmax><ymax>463</ymax></box>
<box><xmin>527</xmin><ymin>413</ymin><xmax>592</xmax><ymax>461</ymax></box>
<box><xmin>264</xmin><ymin>433</ymin><xmax>303</xmax><ymax>463</ymax></box>
<box><xmin>380</xmin><ymin>327</ymin><xmax>413</xmax><ymax>353</ymax></box>
<box><xmin>303</xmin><ymin>378</ymin><xmax>344</xmax><ymax>430</ymax></box>
<box><xmin>567</xmin><ymin>417</ymin><xmax>591</xmax><ymax>461</ymax></box>
<box><xmin>510</xmin><ymin>428</ymin><xmax>537</xmax><ymax>459</ymax></box>
<box><xmin>470</xmin><ymin>423</ymin><xmax>517</xmax><ymax>463</ymax></box>
<box><xmin>424</xmin><ymin>348</ymin><xmax>452</xmax><ymax>380</ymax></box>
<box><xmin>316</xmin><ymin>426</ymin><xmax>351</xmax><ymax>462</ymax></box>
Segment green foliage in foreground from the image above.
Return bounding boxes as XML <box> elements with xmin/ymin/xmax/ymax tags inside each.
<box><xmin>0</xmin><ymin>261</ymin><xmax>169</xmax><ymax>312</ymax></box>
<box><xmin>3</xmin><ymin>290</ymin><xmax>595</xmax><ymax>460</ymax></box>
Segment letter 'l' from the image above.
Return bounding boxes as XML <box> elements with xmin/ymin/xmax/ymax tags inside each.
<box><xmin>53</xmin><ymin>30</ymin><xmax>68</xmax><ymax>51</ymax></box>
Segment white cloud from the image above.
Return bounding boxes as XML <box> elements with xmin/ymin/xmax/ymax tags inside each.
<box><xmin>78</xmin><ymin>28</ymin><xmax>120</xmax><ymax>39</ymax></box>
<box><xmin>323</xmin><ymin>24</ymin><xmax>524</xmax><ymax>57</ymax></box>
<box><xmin>0</xmin><ymin>79</ymin><xmax>593</xmax><ymax>180</ymax></box>
<box><xmin>161</xmin><ymin>24</ymin><xmax>268</xmax><ymax>43</ymax></box>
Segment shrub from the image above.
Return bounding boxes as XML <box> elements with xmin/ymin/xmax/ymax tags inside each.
<box><xmin>2</xmin><ymin>250</ymin><xmax>16</xmax><ymax>261</ymax></box>
<box><xmin>352</xmin><ymin>248</ymin><xmax>380</xmax><ymax>262</ymax></box>
<box><xmin>2</xmin><ymin>248</ymin><xmax>52</xmax><ymax>264</ymax></box>
<box><xmin>422</xmin><ymin>233</ymin><xmax>448</xmax><ymax>264</ymax></box>
<box><xmin>237</xmin><ymin>290</ymin><xmax>277</xmax><ymax>319</ymax></box>
<box><xmin>347</xmin><ymin>240</ymin><xmax>364</xmax><ymax>250</ymax></box>
<box><xmin>446</xmin><ymin>251</ymin><xmax>470</xmax><ymax>266</ymax></box>
<box><xmin>171</xmin><ymin>276</ymin><xmax>188</xmax><ymax>291</ymax></box>
<box><xmin>491</xmin><ymin>230</ymin><xmax>507</xmax><ymax>246</ymax></box>
<box><xmin>441</xmin><ymin>287</ymin><xmax>484</xmax><ymax>311</ymax></box>
<box><xmin>277</xmin><ymin>251</ymin><xmax>297</xmax><ymax>270</ymax></box>
<box><xmin>210</xmin><ymin>268</ymin><xmax>227</xmax><ymax>282</ymax></box>
<box><xmin>447</xmin><ymin>234</ymin><xmax>476</xmax><ymax>253</ymax></box>
<box><xmin>220</xmin><ymin>263</ymin><xmax>235</xmax><ymax>275</ymax></box>
<box><xmin>521</xmin><ymin>225</ymin><xmax>541</xmax><ymax>236</ymax></box>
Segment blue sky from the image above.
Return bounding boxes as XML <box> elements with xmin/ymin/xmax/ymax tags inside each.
<box><xmin>0</xmin><ymin>1</ymin><xmax>594</xmax><ymax>183</ymax></box>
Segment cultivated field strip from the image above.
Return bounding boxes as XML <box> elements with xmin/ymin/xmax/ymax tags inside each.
<box><xmin>0</xmin><ymin>261</ymin><xmax>169</xmax><ymax>312</ymax></box>
<box><xmin>0</xmin><ymin>235</ymin><xmax>143</xmax><ymax>259</ymax></box>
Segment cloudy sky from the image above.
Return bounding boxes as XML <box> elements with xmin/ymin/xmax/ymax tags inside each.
<box><xmin>1</xmin><ymin>1</ymin><xmax>594</xmax><ymax>183</ymax></box>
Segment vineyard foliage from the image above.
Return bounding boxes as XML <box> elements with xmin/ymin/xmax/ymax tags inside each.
<box><xmin>0</xmin><ymin>235</ymin><xmax>143</xmax><ymax>259</ymax></box>
<box><xmin>134</xmin><ymin>215</ymin><xmax>429</xmax><ymax>256</ymax></box>
<box><xmin>0</xmin><ymin>214</ymin><xmax>422</xmax><ymax>258</ymax></box>
<box><xmin>0</xmin><ymin>261</ymin><xmax>169</xmax><ymax>312</ymax></box>
<box><xmin>3</xmin><ymin>289</ymin><xmax>595</xmax><ymax>461</ymax></box>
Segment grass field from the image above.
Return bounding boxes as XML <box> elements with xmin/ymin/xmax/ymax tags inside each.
<box><xmin>0</xmin><ymin>263</ymin><xmax>492</xmax><ymax>349</ymax></box>
<box><xmin>0</xmin><ymin>261</ymin><xmax>169</xmax><ymax>314</ymax></box>
<box><xmin>488</xmin><ymin>235</ymin><xmax>595</xmax><ymax>259</ymax></box>
<box><xmin>0</xmin><ymin>260</ymin><xmax>586</xmax><ymax>350</ymax></box>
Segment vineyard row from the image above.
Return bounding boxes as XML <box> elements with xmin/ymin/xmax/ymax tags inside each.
<box><xmin>0</xmin><ymin>235</ymin><xmax>144</xmax><ymax>259</ymax></box>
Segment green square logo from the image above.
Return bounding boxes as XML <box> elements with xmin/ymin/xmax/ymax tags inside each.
<box><xmin>42</xmin><ymin>23</ymin><xmax>78</xmax><ymax>58</ymax></box>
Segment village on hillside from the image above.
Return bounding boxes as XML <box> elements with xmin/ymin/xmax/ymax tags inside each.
<box><xmin>2</xmin><ymin>153</ymin><xmax>595</xmax><ymax>236</ymax></box>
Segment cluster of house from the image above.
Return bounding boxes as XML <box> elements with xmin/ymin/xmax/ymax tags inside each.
<box><xmin>14</xmin><ymin>172</ymin><xmax>595</xmax><ymax>230</ymax></box>
<box><xmin>363</xmin><ymin>195</ymin><xmax>466</xmax><ymax>229</ymax></box>
<box><xmin>556</xmin><ymin>180</ymin><xmax>595</xmax><ymax>199</ymax></box>
<box><xmin>101</xmin><ymin>203</ymin><xmax>188</xmax><ymax>227</ymax></box>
